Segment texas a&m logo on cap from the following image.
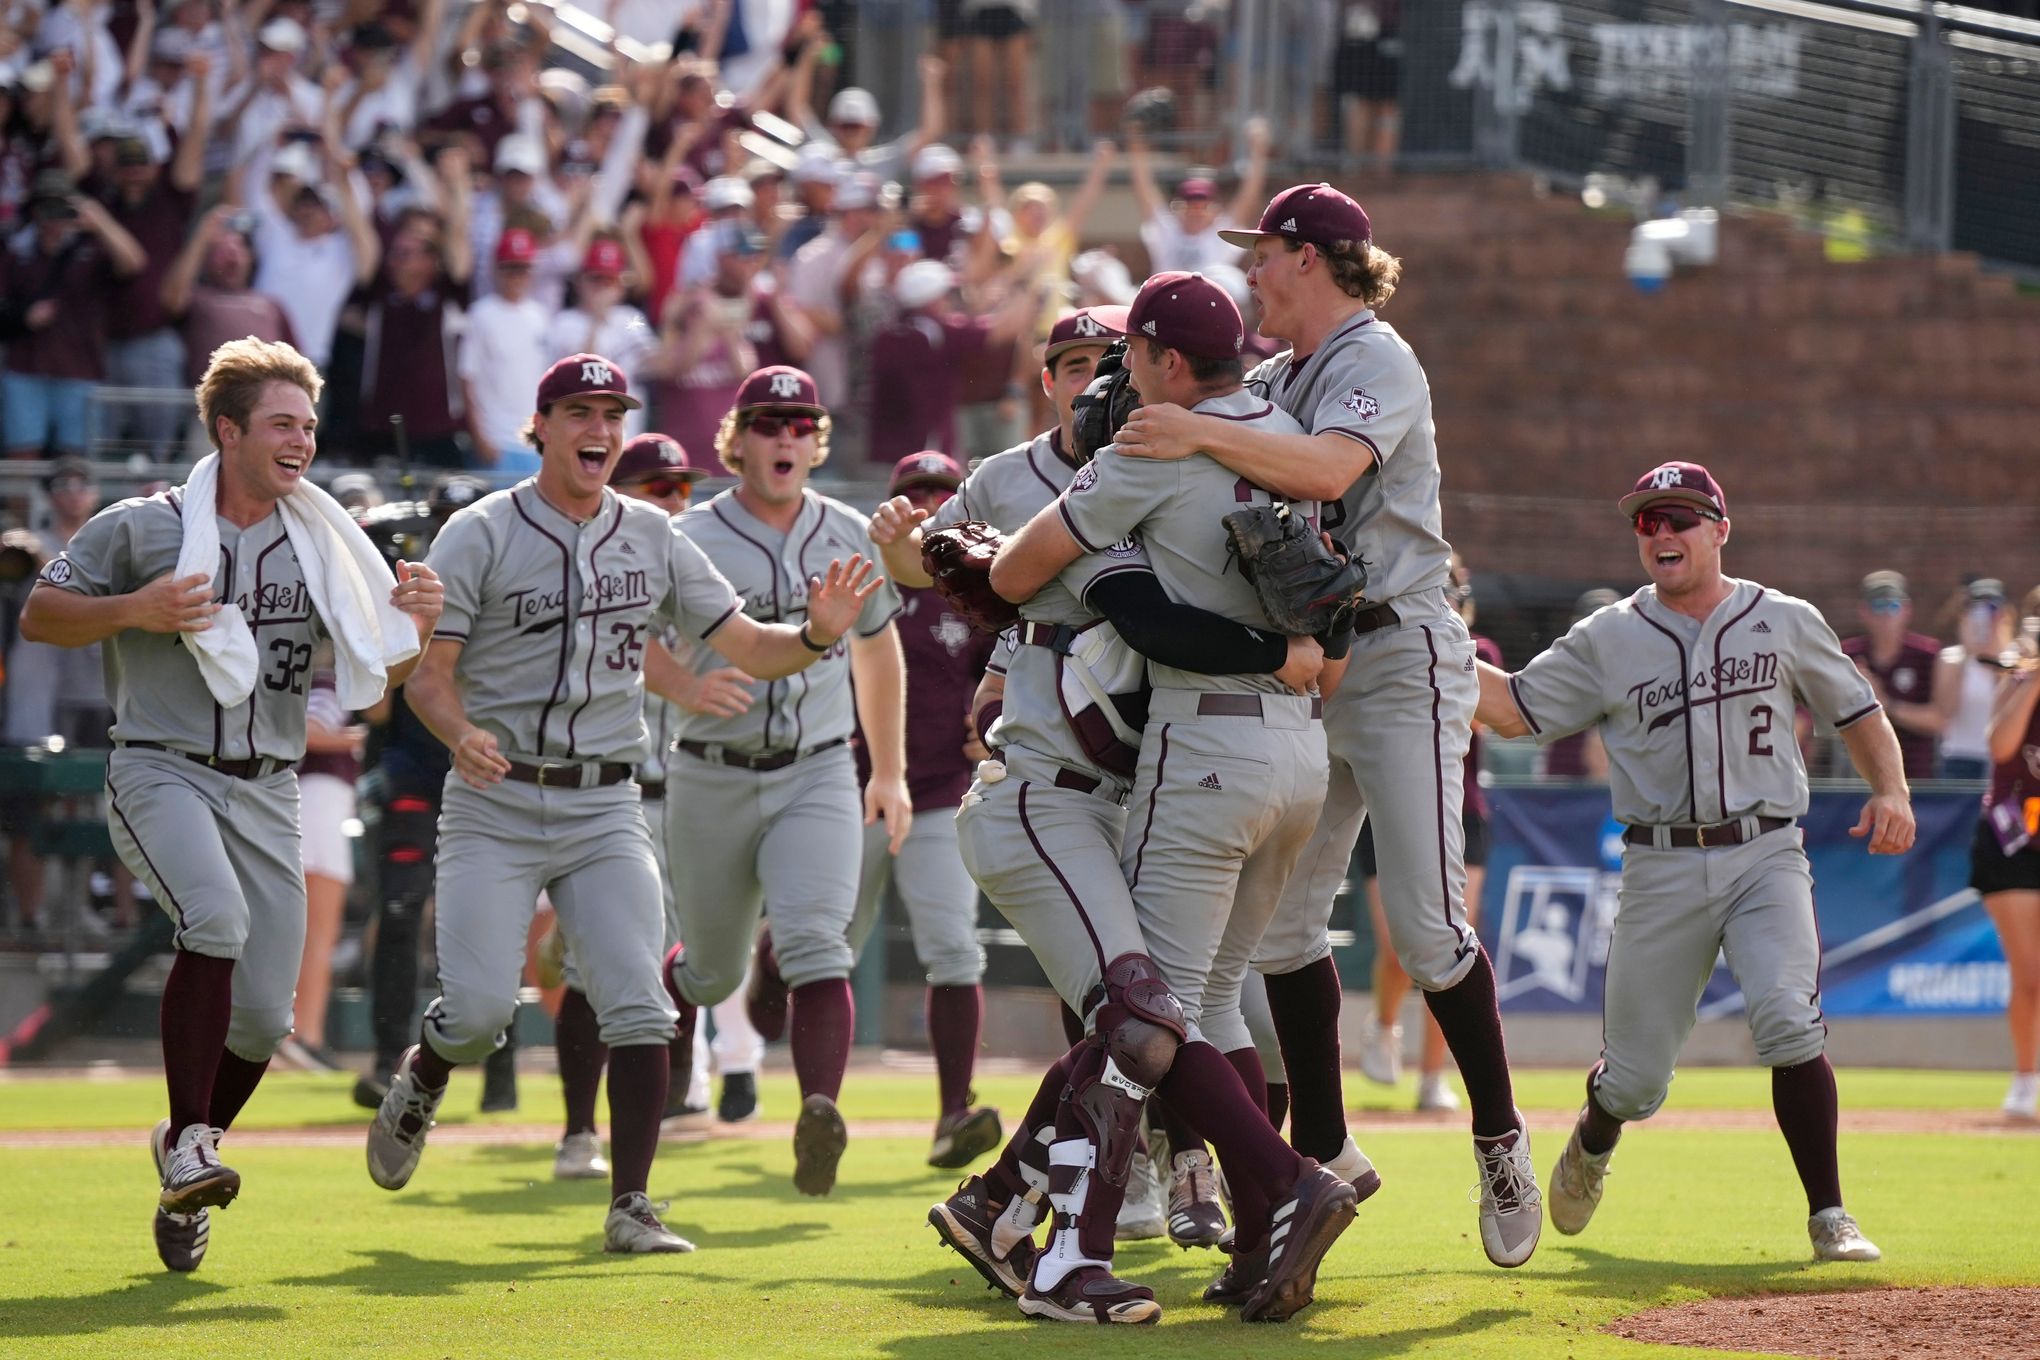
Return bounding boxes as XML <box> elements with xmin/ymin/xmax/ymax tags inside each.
<box><xmin>1616</xmin><ymin>459</ymin><xmax>1726</xmax><ymax>517</ymax></box>
<box><xmin>1074</xmin><ymin>314</ymin><xmax>1108</xmax><ymax>338</ymax></box>
<box><xmin>536</xmin><ymin>351</ymin><xmax>643</xmax><ymax>410</ymax></box>
<box><xmin>768</xmin><ymin>372</ymin><xmax>802</xmax><ymax>399</ymax></box>
<box><xmin>735</xmin><ymin>364</ymin><xmax>825</xmax><ymax>413</ymax></box>
<box><xmin>581</xmin><ymin>359</ymin><xmax>614</xmax><ymax>387</ymax></box>
<box><xmin>1648</xmin><ymin>466</ymin><xmax>1683</xmax><ymax>490</ymax></box>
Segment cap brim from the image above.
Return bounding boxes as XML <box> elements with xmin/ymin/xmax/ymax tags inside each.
<box><xmin>890</xmin><ymin>475</ymin><xmax>961</xmax><ymax>494</ymax></box>
<box><xmin>1216</xmin><ymin>227</ymin><xmax>1279</xmax><ymax>248</ymax></box>
<box><xmin>1617</xmin><ymin>487</ymin><xmax>1721</xmax><ymax>517</ymax></box>
<box><xmin>740</xmin><ymin>401</ymin><xmax>826</xmax><ymax>417</ymax></box>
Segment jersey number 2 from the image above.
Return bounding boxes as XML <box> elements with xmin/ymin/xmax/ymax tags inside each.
<box><xmin>1747</xmin><ymin>703</ymin><xmax>1775</xmax><ymax>757</ymax></box>
<box><xmin>263</xmin><ymin>639</ymin><xmax>312</xmax><ymax>695</ymax></box>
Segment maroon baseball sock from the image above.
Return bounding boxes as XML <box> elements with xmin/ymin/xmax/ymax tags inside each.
<box><xmin>410</xmin><ymin>1035</ymin><xmax>457</xmax><ymax>1091</ymax></box>
<box><xmin>1266</xmin><ymin>1082</ymin><xmax>1290</xmax><ymax>1135</ymax></box>
<box><xmin>1152</xmin><ymin>1090</ymin><xmax>1208</xmax><ymax>1162</ymax></box>
<box><xmin>987</xmin><ymin>1043</ymin><xmax>1081</xmax><ymax>1205</ymax></box>
<box><xmin>1422</xmin><ymin>948</ymin><xmax>1520</xmax><ymax>1138</ymax></box>
<box><xmin>1580</xmin><ymin>1063</ymin><xmax>1625</xmax><ymax>1155</ymax></box>
<box><xmin>1058</xmin><ymin>1002</ymin><xmax>1086</xmax><ymax>1049</ymax></box>
<box><xmin>1263</xmin><ymin>957</ymin><xmax>1350</xmax><ymax>1161</ymax></box>
<box><xmin>207</xmin><ymin>1051</ymin><xmax>269</xmax><ymax>1132</ymax></box>
<box><xmin>789</xmin><ymin>977</ymin><xmax>853</xmax><ymax>1103</ymax></box>
<box><xmin>926</xmin><ymin>984</ymin><xmax>982</xmax><ymax>1116</ymax></box>
<box><xmin>605</xmin><ymin>1043</ymin><xmax>667</xmax><ymax>1199</ymax></box>
<box><xmin>1157</xmin><ymin>1041</ymin><xmax>1303</xmax><ymax>1253</ymax></box>
<box><xmin>1224</xmin><ymin>1046</ymin><xmax>1269</xmax><ymax>1117</ymax></box>
<box><xmin>1772</xmin><ymin>1054</ymin><xmax>1843</xmax><ymax>1215</ymax></box>
<box><xmin>161</xmin><ymin>950</ymin><xmax>234</xmax><ymax>1141</ymax></box>
<box><xmin>555</xmin><ymin>987</ymin><xmax>608</xmax><ymax>1137</ymax></box>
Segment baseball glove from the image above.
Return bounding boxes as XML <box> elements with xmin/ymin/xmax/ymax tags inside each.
<box><xmin>1222</xmin><ymin>502</ymin><xmax>1370</xmax><ymax>636</ymax></box>
<box><xmin>922</xmin><ymin>520</ymin><xmax>1021</xmax><ymax>634</ymax></box>
<box><xmin>1069</xmin><ymin>341</ymin><xmax>1140</xmax><ymax>465</ymax></box>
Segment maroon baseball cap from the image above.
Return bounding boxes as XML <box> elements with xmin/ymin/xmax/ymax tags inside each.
<box><xmin>1177</xmin><ymin>175</ymin><xmax>1218</xmax><ymax>202</ymax></box>
<box><xmin>889</xmin><ymin>451</ymin><xmax>962</xmax><ymax>494</ymax></box>
<box><xmin>1617</xmin><ymin>461</ymin><xmax>1728</xmax><ymax>518</ymax></box>
<box><xmin>1218</xmin><ymin>182</ymin><xmax>1372</xmax><ymax>249</ymax></box>
<box><xmin>1041</xmin><ymin>305</ymin><xmax>1130</xmax><ymax>363</ymax></box>
<box><xmin>1125</xmin><ymin>271</ymin><xmax>1244</xmax><ymax>360</ymax></box>
<box><xmin>536</xmin><ymin>352</ymin><xmax>642</xmax><ymax>411</ymax></box>
<box><xmin>611</xmin><ymin>433</ymin><xmax>706</xmax><ymax>484</ymax></box>
<box><xmin>735</xmin><ymin>364</ymin><xmax>826</xmax><ymax>415</ymax></box>
<box><xmin>581</xmin><ymin>237</ymin><xmax>626</xmax><ymax>277</ymax></box>
<box><xmin>496</xmin><ymin>226</ymin><xmax>539</xmax><ymax>266</ymax></box>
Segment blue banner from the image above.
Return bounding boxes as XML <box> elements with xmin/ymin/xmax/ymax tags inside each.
<box><xmin>1480</xmin><ymin>786</ymin><xmax>2005</xmax><ymax>1017</ymax></box>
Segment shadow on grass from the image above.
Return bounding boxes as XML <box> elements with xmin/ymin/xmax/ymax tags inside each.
<box><xmin>269</xmin><ymin>1244</ymin><xmax>745</xmax><ymax>1297</ymax></box>
<box><xmin>1536</xmin><ymin>1243</ymin><xmax>1889</xmax><ymax>1308</ymax></box>
<box><xmin>0</xmin><ymin>1274</ymin><xmax>288</xmax><ymax>1340</ymax></box>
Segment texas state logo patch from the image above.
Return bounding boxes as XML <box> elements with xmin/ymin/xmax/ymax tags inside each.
<box><xmin>1340</xmin><ymin>388</ymin><xmax>1381</xmax><ymax>421</ymax></box>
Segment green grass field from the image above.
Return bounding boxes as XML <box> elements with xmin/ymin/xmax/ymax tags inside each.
<box><xmin>2</xmin><ymin>1066</ymin><xmax>2034</xmax><ymax>1359</ymax></box>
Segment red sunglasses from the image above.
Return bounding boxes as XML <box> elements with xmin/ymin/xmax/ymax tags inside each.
<box><xmin>1633</xmin><ymin>505</ymin><xmax>1720</xmax><ymax>537</ymax></box>
<box><xmin>748</xmin><ymin>414</ymin><xmax>818</xmax><ymax>438</ymax></box>
<box><xmin>630</xmin><ymin>477</ymin><xmax>690</xmax><ymax>498</ymax></box>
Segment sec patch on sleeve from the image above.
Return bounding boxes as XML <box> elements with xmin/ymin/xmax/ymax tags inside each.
<box><xmin>40</xmin><ymin>558</ymin><xmax>72</xmax><ymax>585</ymax></box>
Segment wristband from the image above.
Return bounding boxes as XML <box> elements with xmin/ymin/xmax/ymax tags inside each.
<box><xmin>799</xmin><ymin>622</ymin><xmax>830</xmax><ymax>653</ymax></box>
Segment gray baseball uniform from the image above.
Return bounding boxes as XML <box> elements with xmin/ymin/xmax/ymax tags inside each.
<box><xmin>1507</xmin><ymin>580</ymin><xmax>1880</xmax><ymax>1118</ymax></box>
<box><xmin>1245</xmin><ymin>309</ymin><xmax>1485</xmax><ymax>994</ymax></box>
<box><xmin>421</xmin><ymin>481</ymin><xmax>740</xmax><ymax>1061</ymax></box>
<box><xmin>39</xmin><ymin>489</ymin><xmax>325</xmax><ymax>1060</ymax></box>
<box><xmin>663</xmin><ymin>488</ymin><xmax>901</xmax><ymax>1003</ymax></box>
<box><xmin>1058</xmin><ymin>389</ymin><xmax>1331</xmax><ymax>1053</ymax></box>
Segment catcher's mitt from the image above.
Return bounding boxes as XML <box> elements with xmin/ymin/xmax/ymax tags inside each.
<box><xmin>1222</xmin><ymin>502</ymin><xmax>1370</xmax><ymax>636</ymax></box>
<box><xmin>1069</xmin><ymin>340</ymin><xmax>1140</xmax><ymax>465</ymax></box>
<box><xmin>922</xmin><ymin>520</ymin><xmax>1021</xmax><ymax>634</ymax></box>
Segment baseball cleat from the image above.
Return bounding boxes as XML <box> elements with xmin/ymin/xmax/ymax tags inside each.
<box><xmin>928</xmin><ymin>1105</ymin><xmax>1003</xmax><ymax>1170</ymax></box>
<box><xmin>717</xmin><ymin>1071</ymin><xmax>759</xmax><ymax>1123</ymax></box>
<box><xmin>2004</xmin><ymin>1073</ymin><xmax>2038</xmax><ymax>1120</ymax></box>
<box><xmin>554</xmin><ymin>1131</ymin><xmax>610</xmax><ymax>1180</ymax></box>
<box><xmin>603</xmin><ymin>1192</ymin><xmax>695</xmax><ymax>1253</ymax></box>
<box><xmin>1017</xmin><ymin>1265</ymin><xmax>1160</xmax><ymax>1325</ymax></box>
<box><xmin>534</xmin><ymin>924</ymin><xmax>567</xmax><ymax>990</ymax></box>
<box><xmin>928</xmin><ymin>1175</ymin><xmax>1037</xmax><ymax>1297</ymax></box>
<box><xmin>158</xmin><ymin>1122</ymin><xmax>240</xmax><ymax>1215</ymax></box>
<box><xmin>1808</xmin><ymin>1207</ymin><xmax>1881</xmax><ymax>1262</ymax></box>
<box><xmin>1166</xmin><ymin>1149</ymin><xmax>1228</xmax><ymax>1249</ymax></box>
<box><xmin>1416</xmin><ymin>1072</ymin><xmax>1460</xmax><ymax>1112</ymax></box>
<box><xmin>1359</xmin><ymin>1017</ymin><xmax>1402</xmax><ymax>1087</ymax></box>
<box><xmin>1547</xmin><ymin>1116</ymin><xmax>1612</xmax><ymax>1236</ymax></box>
<box><xmin>746</xmin><ymin>931</ymin><xmax>789</xmax><ymax>1043</ymax></box>
<box><xmin>1320</xmin><ymin>1135</ymin><xmax>1385</xmax><ymax>1202</ymax></box>
<box><xmin>367</xmin><ymin>1046</ymin><xmax>446</xmax><ymax>1191</ymax></box>
<box><xmin>1202</xmin><ymin>1240</ymin><xmax>1267</xmax><ymax>1306</ymax></box>
<box><xmin>1240</xmin><ymin>1161</ymin><xmax>1360</xmax><ymax>1323</ymax></box>
<box><xmin>352</xmin><ymin>1060</ymin><xmax>396</xmax><ymax>1112</ymax></box>
<box><xmin>150</xmin><ymin>1119</ymin><xmax>209</xmax><ymax>1272</ymax></box>
<box><xmin>792</xmin><ymin>1093</ymin><xmax>847</xmax><ymax>1196</ymax></box>
<box><xmin>1115</xmin><ymin>1151</ymin><xmax>1168</xmax><ymax>1241</ymax></box>
<box><xmin>1472</xmin><ymin>1112</ymin><xmax>1543</xmax><ymax>1268</ymax></box>
<box><xmin>479</xmin><ymin>1047</ymin><xmax>519</xmax><ymax>1113</ymax></box>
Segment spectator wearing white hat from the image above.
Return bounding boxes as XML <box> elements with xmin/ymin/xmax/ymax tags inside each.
<box><xmin>778</xmin><ymin>147</ymin><xmax>840</xmax><ymax>262</ymax></box>
<box><xmin>221</xmin><ymin>18</ymin><xmax>324</xmax><ymax>168</ymax></box>
<box><xmin>786</xmin><ymin>170</ymin><xmax>884</xmax><ymax>416</ymax></box>
<box><xmin>865</xmin><ymin>257</ymin><xmax>1041</xmax><ymax>464</ymax></box>
<box><xmin>245</xmin><ymin>135</ymin><xmax>380</xmax><ymax>370</ymax></box>
<box><xmin>468</xmin><ymin>131</ymin><xmax>566</xmax><ymax>298</ymax></box>
<box><xmin>678</xmin><ymin>174</ymin><xmax>755</xmax><ymax>289</ymax></box>
<box><xmin>460</xmin><ymin>225</ymin><xmax>556</xmax><ymax>472</ymax></box>
<box><xmin>789</xmin><ymin>50</ymin><xmax>948</xmax><ymax>185</ymax></box>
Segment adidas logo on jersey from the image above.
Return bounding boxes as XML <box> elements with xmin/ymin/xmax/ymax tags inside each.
<box><xmin>620</xmin><ymin>541</ymin><xmax>636</xmax><ymax>555</ymax></box>
<box><xmin>1752</xmin><ymin>620</ymin><xmax>1771</xmax><ymax>633</ymax></box>
<box><xmin>1197</xmin><ymin>772</ymin><xmax>1223</xmax><ymax>791</ymax></box>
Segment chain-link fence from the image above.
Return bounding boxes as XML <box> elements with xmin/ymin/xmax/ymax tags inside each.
<box><xmin>1398</xmin><ymin>0</ymin><xmax>2040</xmax><ymax>270</ymax></box>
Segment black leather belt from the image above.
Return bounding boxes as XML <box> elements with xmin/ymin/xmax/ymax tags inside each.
<box><xmin>1624</xmin><ymin>816</ymin><xmax>1795</xmax><ymax>849</ymax></box>
<box><xmin>676</xmin><ymin>736</ymin><xmax>846</xmax><ymax>772</ymax></box>
<box><xmin>640</xmin><ymin>781</ymin><xmax>664</xmax><ymax>801</ymax></box>
<box><xmin>1196</xmin><ymin>693</ymin><xmax>1325</xmax><ymax>720</ymax></box>
<box><xmin>121</xmin><ymin>741</ymin><xmax>289</xmax><ymax>780</ymax></box>
<box><xmin>1053</xmin><ymin>767</ymin><xmax>1101</xmax><ymax>794</ymax></box>
<box><xmin>504</xmin><ymin>759</ymin><xmax>635</xmax><ymax>789</ymax></box>
<box><xmin>1348</xmin><ymin>601</ymin><xmax>1400</xmax><ymax>636</ymax></box>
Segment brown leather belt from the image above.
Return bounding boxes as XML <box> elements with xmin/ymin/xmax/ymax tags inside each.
<box><xmin>1196</xmin><ymin>693</ymin><xmax>1325</xmax><ymax>720</ymax></box>
<box><xmin>1053</xmin><ymin>767</ymin><xmax>1101</xmax><ymax>794</ymax></box>
<box><xmin>1624</xmin><ymin>816</ymin><xmax>1795</xmax><ymax>849</ymax></box>
<box><xmin>504</xmin><ymin>759</ymin><xmax>635</xmax><ymax>789</ymax></box>
<box><xmin>1348</xmin><ymin>601</ymin><xmax>1400</xmax><ymax>635</ymax></box>
<box><xmin>121</xmin><ymin>741</ymin><xmax>289</xmax><ymax>780</ymax></box>
<box><xmin>676</xmin><ymin>736</ymin><xmax>846</xmax><ymax>772</ymax></box>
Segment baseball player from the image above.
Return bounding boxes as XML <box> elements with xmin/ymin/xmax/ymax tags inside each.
<box><xmin>1115</xmin><ymin>184</ymin><xmax>1542</xmax><ymax>1267</ymax></box>
<box><xmin>660</xmin><ymin>364</ymin><xmax>908</xmax><ymax>1199</ymax></box>
<box><xmin>1474</xmin><ymin>461</ymin><xmax>1911</xmax><ymax>1263</ymax></box>
<box><xmin>993</xmin><ymin>270</ymin><xmax>1361</xmax><ymax>1319</ymax></box>
<box><xmin>18</xmin><ymin>337</ymin><xmax>442</xmax><ymax>1272</ymax></box>
<box><xmin>364</xmin><ymin>353</ymin><xmax>880</xmax><ymax>1254</ymax></box>
<box><xmin>848</xmin><ymin>451</ymin><xmax>1003</xmax><ymax>1171</ymax></box>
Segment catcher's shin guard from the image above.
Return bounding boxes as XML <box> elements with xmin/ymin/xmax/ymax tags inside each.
<box><xmin>1080</xmin><ymin>953</ymin><xmax>1185</xmax><ymax>1188</ymax></box>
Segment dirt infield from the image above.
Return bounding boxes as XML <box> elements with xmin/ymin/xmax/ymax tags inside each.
<box><xmin>1607</xmin><ymin>1287</ymin><xmax>2040</xmax><ymax>1359</ymax></box>
<box><xmin>2</xmin><ymin>1105</ymin><xmax>2034</xmax><ymax>1149</ymax></box>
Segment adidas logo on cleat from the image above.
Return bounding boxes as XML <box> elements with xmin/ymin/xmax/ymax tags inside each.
<box><xmin>1197</xmin><ymin>772</ymin><xmax>1223</xmax><ymax>791</ymax></box>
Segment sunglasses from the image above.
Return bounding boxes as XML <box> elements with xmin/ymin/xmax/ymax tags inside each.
<box><xmin>1866</xmin><ymin>597</ymin><xmax>1906</xmax><ymax>615</ymax></box>
<box><xmin>748</xmin><ymin>414</ymin><xmax>817</xmax><ymax>438</ymax></box>
<box><xmin>631</xmin><ymin>477</ymin><xmax>690</xmax><ymax>498</ymax></box>
<box><xmin>1632</xmin><ymin>505</ymin><xmax>1720</xmax><ymax>537</ymax></box>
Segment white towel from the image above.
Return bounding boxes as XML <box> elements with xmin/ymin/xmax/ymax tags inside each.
<box><xmin>176</xmin><ymin>453</ymin><xmax>420</xmax><ymax>711</ymax></box>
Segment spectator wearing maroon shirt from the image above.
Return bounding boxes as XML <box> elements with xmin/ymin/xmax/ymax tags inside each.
<box><xmin>865</xmin><ymin>257</ymin><xmax>1040</xmax><ymax>465</ymax></box>
<box><xmin>905</xmin><ymin>142</ymin><xmax>1000</xmax><ymax>280</ymax></box>
<box><xmin>1842</xmin><ymin>571</ymin><xmax>1944</xmax><ymax>782</ymax></box>
<box><xmin>1</xmin><ymin>170</ymin><xmax>145</xmax><ymax>458</ymax></box>
<box><xmin>426</xmin><ymin>40</ymin><xmax>538</xmax><ymax>166</ymax></box>
<box><xmin>161</xmin><ymin>204</ymin><xmax>298</xmax><ymax>389</ymax></box>
<box><xmin>1972</xmin><ymin>613</ymin><xmax>2040</xmax><ymax>1119</ymax></box>
<box><xmin>848</xmin><ymin>451</ymin><xmax>1001</xmax><ymax>1165</ymax></box>
<box><xmin>356</xmin><ymin>147</ymin><xmax>475</xmax><ymax>468</ymax></box>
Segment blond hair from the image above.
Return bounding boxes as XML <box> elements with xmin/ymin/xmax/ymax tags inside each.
<box><xmin>1284</xmin><ymin>237</ymin><xmax>1402</xmax><ymax>308</ymax></box>
<box><xmin>713</xmin><ymin>409</ymin><xmax>833</xmax><ymax>473</ymax></box>
<box><xmin>196</xmin><ymin>336</ymin><xmax>323</xmax><ymax>448</ymax></box>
